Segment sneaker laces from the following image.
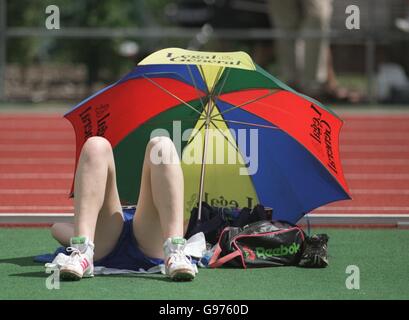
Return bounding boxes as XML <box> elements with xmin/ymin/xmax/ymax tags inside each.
<box><xmin>168</xmin><ymin>249</ymin><xmax>192</xmax><ymax>265</ymax></box>
<box><xmin>66</xmin><ymin>247</ymin><xmax>83</xmax><ymax>263</ymax></box>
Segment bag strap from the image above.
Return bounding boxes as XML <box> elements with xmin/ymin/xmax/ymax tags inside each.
<box><xmin>208</xmin><ymin>243</ymin><xmax>222</xmax><ymax>267</ymax></box>
<box><xmin>208</xmin><ymin>244</ymin><xmax>242</xmax><ymax>268</ymax></box>
<box><xmin>208</xmin><ymin>227</ymin><xmax>228</xmax><ymax>266</ymax></box>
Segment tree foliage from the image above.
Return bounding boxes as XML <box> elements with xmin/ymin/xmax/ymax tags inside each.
<box><xmin>6</xmin><ymin>0</ymin><xmax>169</xmax><ymax>84</ymax></box>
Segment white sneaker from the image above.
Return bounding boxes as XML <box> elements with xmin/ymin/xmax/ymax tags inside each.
<box><xmin>59</xmin><ymin>236</ymin><xmax>94</xmax><ymax>281</ymax></box>
<box><xmin>163</xmin><ymin>237</ymin><xmax>197</xmax><ymax>281</ymax></box>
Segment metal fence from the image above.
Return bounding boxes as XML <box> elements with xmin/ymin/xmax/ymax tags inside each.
<box><xmin>0</xmin><ymin>0</ymin><xmax>409</xmax><ymax>103</ymax></box>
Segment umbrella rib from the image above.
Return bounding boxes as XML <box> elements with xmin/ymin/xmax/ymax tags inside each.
<box><xmin>211</xmin><ymin>89</ymin><xmax>278</xmax><ymax>119</ymax></box>
<box><xmin>212</xmin><ymin>67</ymin><xmax>224</xmax><ymax>96</ymax></box>
<box><xmin>214</xmin><ymin>68</ymin><xmax>231</xmax><ymax>100</ymax></box>
<box><xmin>211</xmin><ymin>118</ymin><xmax>280</xmax><ymax>130</ymax></box>
<box><xmin>209</xmin><ymin>119</ymin><xmax>241</xmax><ymax>154</ymax></box>
<box><xmin>198</xmin><ymin>65</ymin><xmax>210</xmax><ymax>117</ymax></box>
<box><xmin>186</xmin><ymin>65</ymin><xmax>207</xmax><ymax>113</ymax></box>
<box><xmin>208</xmin><ymin>67</ymin><xmax>225</xmax><ymax>116</ymax></box>
<box><xmin>184</xmin><ymin>121</ymin><xmax>207</xmax><ymax>147</ymax></box>
<box><xmin>134</xmin><ymin>117</ymin><xmax>205</xmax><ymax>127</ymax></box>
<box><xmin>142</xmin><ymin>75</ymin><xmax>202</xmax><ymax>116</ymax></box>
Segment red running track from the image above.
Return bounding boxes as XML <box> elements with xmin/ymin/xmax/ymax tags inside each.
<box><xmin>0</xmin><ymin>112</ymin><xmax>408</xmax><ymax>215</ymax></box>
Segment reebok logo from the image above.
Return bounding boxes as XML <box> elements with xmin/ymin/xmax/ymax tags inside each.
<box><xmin>256</xmin><ymin>243</ymin><xmax>300</xmax><ymax>259</ymax></box>
<box><xmin>242</xmin><ymin>246</ymin><xmax>256</xmax><ymax>261</ymax></box>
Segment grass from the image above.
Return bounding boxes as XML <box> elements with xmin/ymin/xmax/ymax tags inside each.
<box><xmin>0</xmin><ymin>228</ymin><xmax>409</xmax><ymax>300</ymax></box>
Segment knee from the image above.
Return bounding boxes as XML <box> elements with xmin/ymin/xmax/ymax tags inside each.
<box><xmin>50</xmin><ymin>223</ymin><xmax>62</xmax><ymax>242</ymax></box>
<box><xmin>50</xmin><ymin>223</ymin><xmax>57</xmax><ymax>239</ymax></box>
<box><xmin>50</xmin><ymin>223</ymin><xmax>72</xmax><ymax>247</ymax></box>
<box><xmin>81</xmin><ymin>136</ymin><xmax>112</xmax><ymax>161</ymax></box>
<box><xmin>147</xmin><ymin>136</ymin><xmax>179</xmax><ymax>164</ymax></box>
<box><xmin>148</xmin><ymin>136</ymin><xmax>175</xmax><ymax>150</ymax></box>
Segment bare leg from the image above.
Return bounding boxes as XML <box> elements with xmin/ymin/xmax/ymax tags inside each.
<box><xmin>133</xmin><ymin>136</ymin><xmax>185</xmax><ymax>259</ymax></box>
<box><xmin>51</xmin><ymin>136</ymin><xmax>123</xmax><ymax>260</ymax></box>
<box><xmin>51</xmin><ymin>222</ymin><xmax>74</xmax><ymax>247</ymax></box>
<box><xmin>52</xmin><ymin>136</ymin><xmax>184</xmax><ymax>261</ymax></box>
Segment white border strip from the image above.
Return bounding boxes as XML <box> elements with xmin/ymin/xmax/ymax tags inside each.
<box><xmin>298</xmin><ymin>214</ymin><xmax>409</xmax><ymax>225</ymax></box>
<box><xmin>1</xmin><ymin>213</ymin><xmax>409</xmax><ymax>225</ymax></box>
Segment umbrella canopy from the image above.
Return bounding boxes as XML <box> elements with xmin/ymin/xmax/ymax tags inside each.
<box><xmin>64</xmin><ymin>48</ymin><xmax>351</xmax><ymax>224</ymax></box>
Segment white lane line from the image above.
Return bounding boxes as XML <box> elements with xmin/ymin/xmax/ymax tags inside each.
<box><xmin>344</xmin><ymin>120</ymin><xmax>409</xmax><ymax>125</ymax></box>
<box><xmin>340</xmin><ymin>111</ymin><xmax>409</xmax><ymax>116</ymax></box>
<box><xmin>341</xmin><ymin>145</ymin><xmax>409</xmax><ymax>152</ymax></box>
<box><xmin>0</xmin><ymin>118</ymin><xmax>66</xmax><ymax>122</ymax></box>
<box><xmin>0</xmin><ymin>189</ymin><xmax>69</xmax><ymax>195</ymax></box>
<box><xmin>0</xmin><ymin>188</ymin><xmax>405</xmax><ymax>196</ymax></box>
<box><xmin>315</xmin><ymin>207</ymin><xmax>409</xmax><ymax>211</ymax></box>
<box><xmin>343</xmin><ymin>126</ymin><xmax>409</xmax><ymax>132</ymax></box>
<box><xmin>1</xmin><ymin>189</ymin><xmax>401</xmax><ymax>195</ymax></box>
<box><xmin>0</xmin><ymin>129</ymin><xmax>71</xmax><ymax>133</ymax></box>
<box><xmin>350</xmin><ymin>189</ymin><xmax>409</xmax><ymax>195</ymax></box>
<box><xmin>0</xmin><ymin>124</ymin><xmax>69</xmax><ymax>129</ymax></box>
<box><xmin>0</xmin><ymin>158</ymin><xmax>74</xmax><ymax>164</ymax></box>
<box><xmin>7</xmin><ymin>145</ymin><xmax>407</xmax><ymax>152</ymax></box>
<box><xmin>0</xmin><ymin>132</ymin><xmax>73</xmax><ymax>140</ymax></box>
<box><xmin>0</xmin><ymin>144</ymin><xmax>74</xmax><ymax>151</ymax></box>
<box><xmin>0</xmin><ymin>206</ymin><xmax>73</xmax><ymax>211</ymax></box>
<box><xmin>0</xmin><ymin>113</ymin><xmax>62</xmax><ymax>118</ymax></box>
<box><xmin>2</xmin><ymin>145</ymin><xmax>407</xmax><ymax>152</ymax></box>
<box><xmin>2</xmin><ymin>173</ymin><xmax>402</xmax><ymax>181</ymax></box>
<box><xmin>299</xmin><ymin>214</ymin><xmax>409</xmax><ymax>225</ymax></box>
<box><xmin>0</xmin><ymin>173</ymin><xmax>72</xmax><ymax>179</ymax></box>
<box><xmin>343</xmin><ymin>159</ymin><xmax>409</xmax><ymax>165</ymax></box>
<box><xmin>343</xmin><ymin>112</ymin><xmax>409</xmax><ymax>115</ymax></box>
<box><xmin>0</xmin><ymin>120</ymin><xmax>63</xmax><ymax>124</ymax></box>
<box><xmin>346</xmin><ymin>173</ymin><xmax>409</xmax><ymax>180</ymax></box>
<box><xmin>341</xmin><ymin>132</ymin><xmax>409</xmax><ymax>139</ymax></box>
<box><xmin>3</xmin><ymin>213</ymin><xmax>409</xmax><ymax>225</ymax></box>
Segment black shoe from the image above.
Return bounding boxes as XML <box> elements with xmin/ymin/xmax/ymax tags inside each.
<box><xmin>298</xmin><ymin>234</ymin><xmax>329</xmax><ymax>268</ymax></box>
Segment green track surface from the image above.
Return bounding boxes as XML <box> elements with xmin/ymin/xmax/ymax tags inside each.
<box><xmin>0</xmin><ymin>228</ymin><xmax>408</xmax><ymax>300</ymax></box>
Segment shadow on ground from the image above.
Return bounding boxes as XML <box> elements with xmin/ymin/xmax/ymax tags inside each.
<box><xmin>9</xmin><ymin>271</ymin><xmax>46</xmax><ymax>278</ymax></box>
<box><xmin>8</xmin><ymin>268</ymin><xmax>172</xmax><ymax>283</ymax></box>
<box><xmin>0</xmin><ymin>256</ymin><xmax>38</xmax><ymax>267</ymax></box>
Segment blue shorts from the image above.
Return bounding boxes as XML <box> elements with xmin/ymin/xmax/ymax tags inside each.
<box><xmin>94</xmin><ymin>207</ymin><xmax>163</xmax><ymax>271</ymax></box>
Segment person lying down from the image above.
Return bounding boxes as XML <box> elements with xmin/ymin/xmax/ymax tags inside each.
<box><xmin>50</xmin><ymin>136</ymin><xmax>197</xmax><ymax>281</ymax></box>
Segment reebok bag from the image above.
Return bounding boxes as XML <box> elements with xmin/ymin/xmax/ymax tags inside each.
<box><xmin>209</xmin><ymin>220</ymin><xmax>305</xmax><ymax>268</ymax></box>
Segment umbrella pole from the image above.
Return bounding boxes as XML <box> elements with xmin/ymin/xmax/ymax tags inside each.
<box><xmin>197</xmin><ymin>118</ymin><xmax>210</xmax><ymax>223</ymax></box>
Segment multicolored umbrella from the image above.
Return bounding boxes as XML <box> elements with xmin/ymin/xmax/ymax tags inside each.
<box><xmin>64</xmin><ymin>48</ymin><xmax>350</xmax><ymax>224</ymax></box>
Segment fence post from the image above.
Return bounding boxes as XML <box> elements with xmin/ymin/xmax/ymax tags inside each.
<box><xmin>365</xmin><ymin>0</ymin><xmax>377</xmax><ymax>105</ymax></box>
<box><xmin>0</xmin><ymin>0</ymin><xmax>6</xmax><ymax>101</ymax></box>
<box><xmin>365</xmin><ymin>38</ymin><xmax>376</xmax><ymax>104</ymax></box>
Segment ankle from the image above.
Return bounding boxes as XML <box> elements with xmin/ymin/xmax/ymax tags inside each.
<box><xmin>70</xmin><ymin>236</ymin><xmax>95</xmax><ymax>257</ymax></box>
<box><xmin>163</xmin><ymin>236</ymin><xmax>186</xmax><ymax>257</ymax></box>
